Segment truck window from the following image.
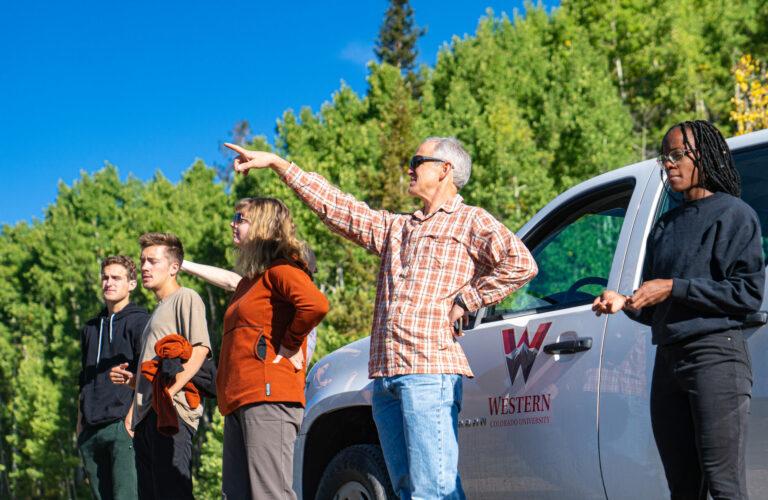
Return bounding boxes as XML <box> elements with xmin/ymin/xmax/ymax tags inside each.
<box><xmin>487</xmin><ymin>181</ymin><xmax>634</xmax><ymax>319</ymax></box>
<box><xmin>739</xmin><ymin>145</ymin><xmax>768</xmax><ymax>261</ymax></box>
<box><xmin>656</xmin><ymin>144</ymin><xmax>768</xmax><ymax>262</ymax></box>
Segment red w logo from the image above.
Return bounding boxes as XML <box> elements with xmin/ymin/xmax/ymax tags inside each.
<box><xmin>502</xmin><ymin>323</ymin><xmax>552</xmax><ymax>386</ymax></box>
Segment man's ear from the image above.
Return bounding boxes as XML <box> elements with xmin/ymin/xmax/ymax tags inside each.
<box><xmin>128</xmin><ymin>280</ymin><xmax>137</xmax><ymax>292</ymax></box>
<box><xmin>440</xmin><ymin>162</ymin><xmax>453</xmax><ymax>182</ymax></box>
<box><xmin>170</xmin><ymin>261</ymin><xmax>180</xmax><ymax>277</ymax></box>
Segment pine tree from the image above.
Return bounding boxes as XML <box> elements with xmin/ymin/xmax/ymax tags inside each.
<box><xmin>374</xmin><ymin>0</ymin><xmax>426</xmax><ymax>95</ymax></box>
<box><xmin>216</xmin><ymin>120</ymin><xmax>251</xmax><ymax>188</ymax></box>
<box><xmin>367</xmin><ymin>64</ymin><xmax>417</xmax><ymax>212</ymax></box>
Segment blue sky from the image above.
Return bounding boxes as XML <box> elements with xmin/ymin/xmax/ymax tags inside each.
<box><xmin>1</xmin><ymin>1</ymin><xmax>546</xmax><ymax>226</ymax></box>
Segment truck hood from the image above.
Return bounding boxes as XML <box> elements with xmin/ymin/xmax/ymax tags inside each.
<box><xmin>302</xmin><ymin>336</ymin><xmax>373</xmax><ymax>433</ymax></box>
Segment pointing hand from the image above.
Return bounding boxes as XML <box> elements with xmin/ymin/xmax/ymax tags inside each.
<box><xmin>223</xmin><ymin>143</ymin><xmax>290</xmax><ymax>176</ymax></box>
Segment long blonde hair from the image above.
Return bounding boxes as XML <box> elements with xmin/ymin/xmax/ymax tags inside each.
<box><xmin>234</xmin><ymin>197</ymin><xmax>307</xmax><ymax>278</ymax></box>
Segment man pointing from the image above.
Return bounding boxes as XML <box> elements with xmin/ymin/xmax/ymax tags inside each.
<box><xmin>226</xmin><ymin>137</ymin><xmax>537</xmax><ymax>499</ymax></box>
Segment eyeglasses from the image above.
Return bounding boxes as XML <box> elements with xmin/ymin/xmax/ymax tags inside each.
<box><xmin>409</xmin><ymin>155</ymin><xmax>448</xmax><ymax>170</ymax></box>
<box><xmin>231</xmin><ymin>212</ymin><xmax>250</xmax><ymax>225</ymax></box>
<box><xmin>656</xmin><ymin>149</ymin><xmax>693</xmax><ymax>168</ymax></box>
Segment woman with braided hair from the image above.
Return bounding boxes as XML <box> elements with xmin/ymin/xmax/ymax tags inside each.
<box><xmin>593</xmin><ymin>120</ymin><xmax>765</xmax><ymax>499</ymax></box>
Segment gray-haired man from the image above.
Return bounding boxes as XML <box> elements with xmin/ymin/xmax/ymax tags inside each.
<box><xmin>225</xmin><ymin>137</ymin><xmax>537</xmax><ymax>499</ymax></box>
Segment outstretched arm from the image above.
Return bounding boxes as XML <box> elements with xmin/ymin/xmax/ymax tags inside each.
<box><xmin>225</xmin><ymin>143</ymin><xmax>395</xmax><ymax>256</ymax></box>
<box><xmin>181</xmin><ymin>260</ymin><xmax>242</xmax><ymax>292</ymax></box>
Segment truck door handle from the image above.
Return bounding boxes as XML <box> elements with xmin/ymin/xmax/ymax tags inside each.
<box><xmin>744</xmin><ymin>311</ymin><xmax>768</xmax><ymax>328</ymax></box>
<box><xmin>543</xmin><ymin>337</ymin><xmax>593</xmax><ymax>355</ymax></box>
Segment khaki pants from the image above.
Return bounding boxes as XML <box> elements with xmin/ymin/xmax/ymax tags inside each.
<box><xmin>222</xmin><ymin>402</ymin><xmax>304</xmax><ymax>500</ymax></box>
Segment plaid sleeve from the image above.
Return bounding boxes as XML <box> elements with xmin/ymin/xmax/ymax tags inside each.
<box><xmin>282</xmin><ymin>163</ymin><xmax>394</xmax><ymax>256</ymax></box>
<box><xmin>461</xmin><ymin>209</ymin><xmax>538</xmax><ymax>311</ymax></box>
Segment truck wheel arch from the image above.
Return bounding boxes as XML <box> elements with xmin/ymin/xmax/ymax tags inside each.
<box><xmin>302</xmin><ymin>406</ymin><xmax>380</xmax><ymax>498</ymax></box>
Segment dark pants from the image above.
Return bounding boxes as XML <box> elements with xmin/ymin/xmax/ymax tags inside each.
<box><xmin>222</xmin><ymin>402</ymin><xmax>304</xmax><ymax>500</ymax></box>
<box><xmin>78</xmin><ymin>419</ymin><xmax>137</xmax><ymax>500</ymax></box>
<box><xmin>651</xmin><ymin>330</ymin><xmax>752</xmax><ymax>500</ymax></box>
<box><xmin>133</xmin><ymin>410</ymin><xmax>195</xmax><ymax>500</ymax></box>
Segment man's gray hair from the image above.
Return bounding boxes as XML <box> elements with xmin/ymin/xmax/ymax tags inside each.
<box><xmin>424</xmin><ymin>137</ymin><xmax>472</xmax><ymax>189</ymax></box>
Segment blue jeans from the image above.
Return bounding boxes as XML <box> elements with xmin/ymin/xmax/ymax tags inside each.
<box><xmin>372</xmin><ymin>374</ymin><xmax>465</xmax><ymax>500</ymax></box>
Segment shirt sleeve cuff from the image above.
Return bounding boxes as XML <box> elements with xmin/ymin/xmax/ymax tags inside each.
<box><xmin>622</xmin><ymin>306</ymin><xmax>641</xmax><ymax>321</ymax></box>
<box><xmin>671</xmin><ymin>278</ymin><xmax>689</xmax><ymax>300</ymax></box>
<box><xmin>281</xmin><ymin>331</ymin><xmax>303</xmax><ymax>351</ymax></box>
<box><xmin>460</xmin><ymin>287</ymin><xmax>483</xmax><ymax>312</ymax></box>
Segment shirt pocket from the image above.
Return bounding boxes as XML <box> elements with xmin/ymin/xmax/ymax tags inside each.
<box><xmin>221</xmin><ymin>324</ymin><xmax>267</xmax><ymax>376</ymax></box>
<box><xmin>412</xmin><ymin>234</ymin><xmax>458</xmax><ymax>266</ymax></box>
<box><xmin>412</xmin><ymin>234</ymin><xmax>467</xmax><ymax>298</ymax></box>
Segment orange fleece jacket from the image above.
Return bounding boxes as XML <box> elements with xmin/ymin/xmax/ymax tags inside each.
<box><xmin>217</xmin><ymin>259</ymin><xmax>329</xmax><ymax>416</ymax></box>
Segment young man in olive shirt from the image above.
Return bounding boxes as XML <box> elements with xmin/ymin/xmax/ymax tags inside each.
<box><xmin>110</xmin><ymin>233</ymin><xmax>211</xmax><ymax>500</ymax></box>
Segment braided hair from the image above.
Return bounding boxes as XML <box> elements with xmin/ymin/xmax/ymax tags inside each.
<box><xmin>663</xmin><ymin>120</ymin><xmax>741</xmax><ymax>197</ymax></box>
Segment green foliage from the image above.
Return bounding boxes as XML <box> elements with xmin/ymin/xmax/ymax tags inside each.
<box><xmin>2</xmin><ymin>3</ymin><xmax>768</xmax><ymax>496</ymax></box>
<box><xmin>0</xmin><ymin>163</ymin><xmax>230</xmax><ymax>497</ymax></box>
<box><xmin>194</xmin><ymin>408</ymin><xmax>224</xmax><ymax>499</ymax></box>
<box><xmin>561</xmin><ymin>0</ymin><xmax>768</xmax><ymax>155</ymax></box>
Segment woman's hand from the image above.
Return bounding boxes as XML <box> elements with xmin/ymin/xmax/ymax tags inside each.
<box><xmin>592</xmin><ymin>290</ymin><xmax>628</xmax><ymax>316</ymax></box>
<box><xmin>224</xmin><ymin>143</ymin><xmax>291</xmax><ymax>176</ymax></box>
<box><xmin>274</xmin><ymin>345</ymin><xmax>305</xmax><ymax>371</ymax></box>
<box><xmin>628</xmin><ymin>279</ymin><xmax>673</xmax><ymax>309</ymax></box>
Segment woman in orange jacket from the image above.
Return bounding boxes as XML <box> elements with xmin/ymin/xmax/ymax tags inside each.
<box><xmin>212</xmin><ymin>197</ymin><xmax>328</xmax><ymax>499</ymax></box>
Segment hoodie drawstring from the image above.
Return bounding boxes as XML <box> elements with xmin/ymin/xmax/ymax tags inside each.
<box><xmin>96</xmin><ymin>317</ymin><xmax>104</xmax><ymax>365</ymax></box>
<box><xmin>109</xmin><ymin>313</ymin><xmax>114</xmax><ymax>343</ymax></box>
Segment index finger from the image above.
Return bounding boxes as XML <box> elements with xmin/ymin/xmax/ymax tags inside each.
<box><xmin>628</xmin><ymin>293</ymin><xmax>646</xmax><ymax>308</ymax></box>
<box><xmin>223</xmin><ymin>142</ymin><xmax>248</xmax><ymax>156</ymax></box>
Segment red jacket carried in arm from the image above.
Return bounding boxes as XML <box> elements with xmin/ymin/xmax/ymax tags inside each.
<box><xmin>141</xmin><ymin>334</ymin><xmax>201</xmax><ymax>436</ymax></box>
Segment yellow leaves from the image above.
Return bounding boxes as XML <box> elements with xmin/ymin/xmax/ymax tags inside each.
<box><xmin>731</xmin><ymin>54</ymin><xmax>768</xmax><ymax>135</ymax></box>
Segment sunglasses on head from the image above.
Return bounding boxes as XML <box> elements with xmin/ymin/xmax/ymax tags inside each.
<box><xmin>409</xmin><ymin>155</ymin><xmax>448</xmax><ymax>170</ymax></box>
<box><xmin>231</xmin><ymin>212</ymin><xmax>250</xmax><ymax>225</ymax></box>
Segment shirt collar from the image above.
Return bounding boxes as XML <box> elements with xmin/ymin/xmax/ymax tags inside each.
<box><xmin>412</xmin><ymin>194</ymin><xmax>463</xmax><ymax>221</ymax></box>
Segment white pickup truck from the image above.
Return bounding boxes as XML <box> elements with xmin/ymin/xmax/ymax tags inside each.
<box><xmin>294</xmin><ymin>129</ymin><xmax>768</xmax><ymax>500</ymax></box>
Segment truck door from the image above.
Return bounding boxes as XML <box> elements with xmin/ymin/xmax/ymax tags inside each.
<box><xmin>599</xmin><ymin>137</ymin><xmax>768</xmax><ymax>499</ymax></box>
<box><xmin>456</xmin><ymin>174</ymin><xmax>648</xmax><ymax>499</ymax></box>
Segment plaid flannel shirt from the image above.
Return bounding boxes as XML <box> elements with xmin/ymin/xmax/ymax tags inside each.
<box><xmin>282</xmin><ymin>163</ymin><xmax>538</xmax><ymax>377</ymax></box>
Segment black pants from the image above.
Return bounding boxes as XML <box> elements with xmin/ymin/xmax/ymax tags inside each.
<box><xmin>133</xmin><ymin>410</ymin><xmax>195</xmax><ymax>500</ymax></box>
<box><xmin>651</xmin><ymin>330</ymin><xmax>752</xmax><ymax>500</ymax></box>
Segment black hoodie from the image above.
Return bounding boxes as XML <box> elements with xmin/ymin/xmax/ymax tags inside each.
<box><xmin>79</xmin><ymin>303</ymin><xmax>150</xmax><ymax>427</ymax></box>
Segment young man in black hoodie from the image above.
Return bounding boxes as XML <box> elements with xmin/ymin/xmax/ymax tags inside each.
<box><xmin>78</xmin><ymin>255</ymin><xmax>149</xmax><ymax>500</ymax></box>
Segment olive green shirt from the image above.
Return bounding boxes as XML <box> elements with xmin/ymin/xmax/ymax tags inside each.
<box><xmin>132</xmin><ymin>287</ymin><xmax>211</xmax><ymax>431</ymax></box>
